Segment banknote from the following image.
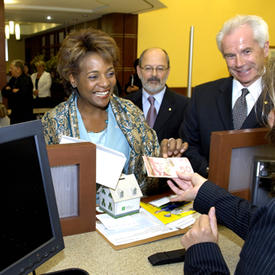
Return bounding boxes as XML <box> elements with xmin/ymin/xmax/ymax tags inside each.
<box><xmin>143</xmin><ymin>156</ymin><xmax>193</xmax><ymax>178</ymax></box>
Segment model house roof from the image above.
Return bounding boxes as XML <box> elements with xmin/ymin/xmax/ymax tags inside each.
<box><xmin>108</xmin><ymin>174</ymin><xmax>143</xmax><ymax>202</ymax></box>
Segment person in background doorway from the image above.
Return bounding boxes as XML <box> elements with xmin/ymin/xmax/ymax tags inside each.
<box><xmin>1</xmin><ymin>59</ymin><xmax>34</xmax><ymax>124</ymax></box>
<box><xmin>124</xmin><ymin>58</ymin><xmax>142</xmax><ymax>94</ymax></box>
<box><xmin>24</xmin><ymin>62</ymin><xmax>30</xmax><ymax>76</ymax></box>
<box><xmin>49</xmin><ymin>70</ymin><xmax>67</xmax><ymax>107</ymax></box>
<box><xmin>31</xmin><ymin>60</ymin><xmax>52</xmax><ymax>108</ymax></box>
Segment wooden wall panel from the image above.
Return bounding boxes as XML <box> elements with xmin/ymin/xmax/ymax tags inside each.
<box><xmin>0</xmin><ymin>0</ymin><xmax>6</xmax><ymax>90</ymax></box>
<box><xmin>25</xmin><ymin>13</ymin><xmax>138</xmax><ymax>96</ymax></box>
<box><xmin>101</xmin><ymin>13</ymin><xmax>138</xmax><ymax>95</ymax></box>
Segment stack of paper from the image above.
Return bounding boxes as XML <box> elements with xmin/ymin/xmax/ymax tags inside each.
<box><xmin>96</xmin><ymin>199</ymin><xmax>198</xmax><ymax>247</ymax></box>
<box><xmin>96</xmin><ymin>208</ymin><xmax>178</xmax><ymax>246</ymax></box>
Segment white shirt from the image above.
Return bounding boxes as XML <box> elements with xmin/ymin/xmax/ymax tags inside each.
<box><xmin>232</xmin><ymin>77</ymin><xmax>262</xmax><ymax>115</ymax></box>
<box><xmin>142</xmin><ymin>87</ymin><xmax>166</xmax><ymax>118</ymax></box>
<box><xmin>31</xmin><ymin>71</ymin><xmax>52</xmax><ymax>98</ymax></box>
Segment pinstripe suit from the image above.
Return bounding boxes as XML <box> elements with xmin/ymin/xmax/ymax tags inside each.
<box><xmin>184</xmin><ymin>181</ymin><xmax>275</xmax><ymax>274</ymax></box>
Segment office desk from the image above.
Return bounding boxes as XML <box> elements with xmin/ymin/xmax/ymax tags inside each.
<box><xmin>36</xmin><ymin>225</ymin><xmax>244</xmax><ymax>275</ymax></box>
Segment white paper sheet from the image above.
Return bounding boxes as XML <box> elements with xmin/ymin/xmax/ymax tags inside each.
<box><xmin>96</xmin><ymin>208</ymin><xmax>177</xmax><ymax>246</ymax></box>
<box><xmin>96</xmin><ymin>208</ymin><xmax>197</xmax><ymax>246</ymax></box>
<box><xmin>60</xmin><ymin>135</ymin><xmax>126</xmax><ymax>189</ymax></box>
<box><xmin>149</xmin><ymin>196</ymin><xmax>171</xmax><ymax>207</ymax></box>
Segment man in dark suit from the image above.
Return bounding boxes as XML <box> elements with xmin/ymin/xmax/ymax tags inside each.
<box><xmin>181</xmin><ymin>15</ymin><xmax>270</xmax><ymax>177</ymax></box>
<box><xmin>126</xmin><ymin>48</ymin><xmax>189</xmax><ymax>143</ymax></box>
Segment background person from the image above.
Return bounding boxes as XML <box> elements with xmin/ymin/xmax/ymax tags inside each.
<box><xmin>31</xmin><ymin>60</ymin><xmax>52</xmax><ymax>108</ymax></box>
<box><xmin>124</xmin><ymin>58</ymin><xmax>142</xmax><ymax>94</ymax></box>
<box><xmin>24</xmin><ymin>62</ymin><xmax>31</xmax><ymax>76</ymax></box>
<box><xmin>49</xmin><ymin>70</ymin><xmax>67</xmax><ymax>107</ymax></box>
<box><xmin>1</xmin><ymin>59</ymin><xmax>34</xmax><ymax>124</ymax></box>
<box><xmin>126</xmin><ymin>48</ymin><xmax>189</xmax><ymax>143</ymax></box>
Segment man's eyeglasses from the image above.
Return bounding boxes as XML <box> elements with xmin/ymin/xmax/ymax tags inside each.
<box><xmin>140</xmin><ymin>66</ymin><xmax>168</xmax><ymax>74</ymax></box>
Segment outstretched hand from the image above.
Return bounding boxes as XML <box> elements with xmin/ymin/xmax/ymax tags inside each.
<box><xmin>181</xmin><ymin>207</ymin><xmax>218</xmax><ymax>250</ymax></box>
<box><xmin>160</xmin><ymin>138</ymin><xmax>188</xmax><ymax>158</ymax></box>
<box><xmin>167</xmin><ymin>172</ymin><xmax>207</xmax><ymax>202</ymax></box>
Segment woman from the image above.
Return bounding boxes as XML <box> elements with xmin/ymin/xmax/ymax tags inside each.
<box><xmin>1</xmin><ymin>59</ymin><xmax>34</xmax><ymax>124</ymax></box>
<box><xmin>31</xmin><ymin>60</ymin><xmax>52</xmax><ymax>107</ymax></box>
<box><xmin>41</xmin><ymin>28</ymin><xmax>160</xmax><ymax>194</ymax></box>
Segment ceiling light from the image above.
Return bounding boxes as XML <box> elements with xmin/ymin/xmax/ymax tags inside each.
<box><xmin>15</xmin><ymin>23</ymin><xmax>20</xmax><ymax>40</ymax></box>
<box><xmin>9</xmin><ymin>21</ymin><xmax>14</xmax><ymax>34</ymax></box>
<box><xmin>5</xmin><ymin>25</ymin><xmax>10</xmax><ymax>39</ymax></box>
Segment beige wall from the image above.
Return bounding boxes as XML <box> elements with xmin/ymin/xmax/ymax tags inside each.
<box><xmin>138</xmin><ymin>0</ymin><xmax>275</xmax><ymax>87</ymax></box>
<box><xmin>6</xmin><ymin>37</ymin><xmax>25</xmax><ymax>72</ymax></box>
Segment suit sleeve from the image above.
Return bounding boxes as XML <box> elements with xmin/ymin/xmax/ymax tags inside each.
<box><xmin>184</xmin><ymin>242</ymin><xmax>230</xmax><ymax>275</ymax></box>
<box><xmin>180</xmin><ymin>88</ymin><xmax>209</xmax><ymax>177</ymax></box>
<box><xmin>194</xmin><ymin>181</ymin><xmax>258</xmax><ymax>240</ymax></box>
<box><xmin>189</xmin><ymin>181</ymin><xmax>275</xmax><ymax>275</ymax></box>
<box><xmin>1</xmin><ymin>78</ymin><xmax>13</xmax><ymax>98</ymax></box>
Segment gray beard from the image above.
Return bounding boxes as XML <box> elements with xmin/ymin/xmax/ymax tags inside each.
<box><xmin>143</xmin><ymin>83</ymin><xmax>165</xmax><ymax>93</ymax></box>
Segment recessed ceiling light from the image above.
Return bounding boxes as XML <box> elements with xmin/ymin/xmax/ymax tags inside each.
<box><xmin>46</xmin><ymin>16</ymin><xmax>52</xmax><ymax>20</ymax></box>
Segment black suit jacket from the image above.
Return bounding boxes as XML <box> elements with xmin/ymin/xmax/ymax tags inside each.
<box><xmin>126</xmin><ymin>86</ymin><xmax>190</xmax><ymax>142</ymax></box>
<box><xmin>2</xmin><ymin>74</ymin><xmax>34</xmax><ymax>124</ymax></box>
<box><xmin>181</xmin><ymin>77</ymin><xmax>265</xmax><ymax>177</ymax></box>
<box><xmin>184</xmin><ymin>181</ymin><xmax>275</xmax><ymax>275</ymax></box>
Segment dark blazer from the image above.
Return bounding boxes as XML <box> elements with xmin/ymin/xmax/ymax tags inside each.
<box><xmin>126</xmin><ymin>86</ymin><xmax>190</xmax><ymax>143</ymax></box>
<box><xmin>184</xmin><ymin>181</ymin><xmax>275</xmax><ymax>275</ymax></box>
<box><xmin>2</xmin><ymin>74</ymin><xmax>34</xmax><ymax>124</ymax></box>
<box><xmin>181</xmin><ymin>77</ymin><xmax>265</xmax><ymax>177</ymax></box>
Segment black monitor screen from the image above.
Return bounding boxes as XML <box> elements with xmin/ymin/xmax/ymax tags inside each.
<box><xmin>0</xmin><ymin>120</ymin><xmax>64</xmax><ymax>275</ymax></box>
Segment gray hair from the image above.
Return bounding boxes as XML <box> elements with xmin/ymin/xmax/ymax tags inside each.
<box><xmin>11</xmin><ymin>59</ymin><xmax>25</xmax><ymax>73</ymax></box>
<box><xmin>139</xmin><ymin>48</ymin><xmax>170</xmax><ymax>68</ymax></box>
<box><xmin>216</xmin><ymin>15</ymin><xmax>269</xmax><ymax>53</ymax></box>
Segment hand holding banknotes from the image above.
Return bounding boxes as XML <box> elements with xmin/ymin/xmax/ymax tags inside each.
<box><xmin>167</xmin><ymin>172</ymin><xmax>207</xmax><ymax>202</ymax></box>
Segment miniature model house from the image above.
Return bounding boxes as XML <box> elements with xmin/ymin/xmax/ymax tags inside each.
<box><xmin>98</xmin><ymin>174</ymin><xmax>143</xmax><ymax>218</ymax></box>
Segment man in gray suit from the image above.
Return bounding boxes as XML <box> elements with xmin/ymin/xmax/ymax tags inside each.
<box><xmin>180</xmin><ymin>15</ymin><xmax>270</xmax><ymax>177</ymax></box>
<box><xmin>126</xmin><ymin>48</ymin><xmax>189</xmax><ymax>143</ymax></box>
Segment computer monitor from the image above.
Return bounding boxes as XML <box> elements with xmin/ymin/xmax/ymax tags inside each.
<box><xmin>0</xmin><ymin>120</ymin><xmax>64</xmax><ymax>275</ymax></box>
